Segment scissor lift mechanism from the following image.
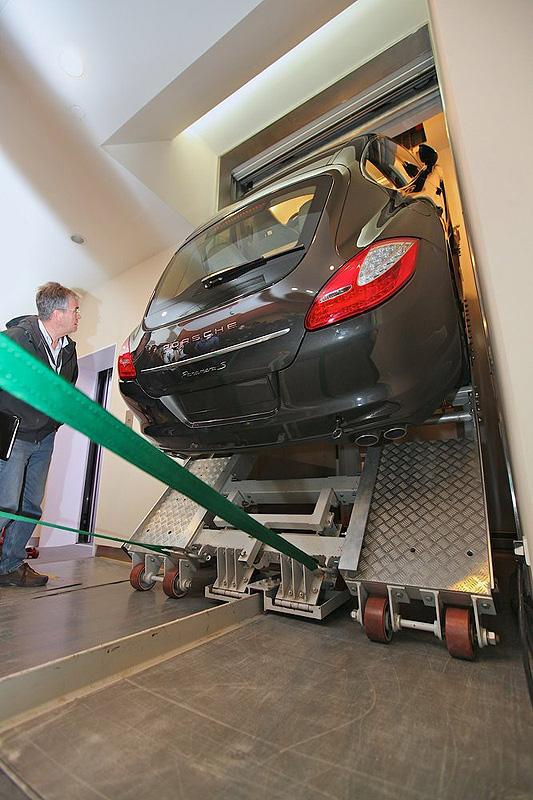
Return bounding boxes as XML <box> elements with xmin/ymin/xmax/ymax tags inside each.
<box><xmin>127</xmin><ymin>391</ymin><xmax>497</xmax><ymax>660</ymax></box>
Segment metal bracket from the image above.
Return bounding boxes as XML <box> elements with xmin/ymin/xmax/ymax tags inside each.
<box><xmin>171</xmin><ymin>557</ymin><xmax>196</xmax><ymax>592</ymax></box>
<box><xmin>514</xmin><ymin>540</ymin><xmax>525</xmax><ymax>561</ymax></box>
<box><xmin>387</xmin><ymin>585</ymin><xmax>444</xmax><ymax>639</ymax></box>
<box><xmin>513</xmin><ymin>538</ymin><xmax>531</xmax><ymax>568</ymax></box>
<box><xmin>212</xmin><ymin>546</ymin><xmax>255</xmax><ymax>595</ymax></box>
<box><xmin>247</xmin><ymin>577</ymin><xmax>281</xmax><ymax>595</ymax></box>
<box><xmin>266</xmin><ymin>558</ymin><xmax>349</xmax><ymax>619</ymax></box>
<box><xmin>265</xmin><ymin>588</ymin><xmax>350</xmax><ymax>619</ymax></box>
<box><xmin>471</xmin><ymin>595</ymin><xmax>498</xmax><ymax>648</ymax></box>
<box><xmin>143</xmin><ymin>553</ymin><xmax>164</xmax><ymax>581</ymax></box>
<box><xmin>277</xmin><ymin>554</ymin><xmax>324</xmax><ymax>607</ymax></box>
<box><xmin>237</xmin><ymin>535</ymin><xmax>264</xmax><ymax>567</ymax></box>
<box><xmin>350</xmin><ymin>581</ymin><xmax>368</xmax><ymax>625</ymax></box>
<box><xmin>420</xmin><ymin>589</ymin><xmax>443</xmax><ymax>640</ymax></box>
<box><xmin>387</xmin><ymin>585</ymin><xmax>405</xmax><ymax>634</ymax></box>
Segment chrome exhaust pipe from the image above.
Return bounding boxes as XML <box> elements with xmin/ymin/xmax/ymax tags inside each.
<box><xmin>383</xmin><ymin>426</ymin><xmax>407</xmax><ymax>441</ymax></box>
<box><xmin>354</xmin><ymin>431</ymin><xmax>380</xmax><ymax>446</ymax></box>
<box><xmin>425</xmin><ymin>411</ymin><xmax>473</xmax><ymax>425</ymax></box>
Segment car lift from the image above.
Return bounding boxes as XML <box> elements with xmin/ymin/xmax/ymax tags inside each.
<box><xmin>127</xmin><ymin>386</ymin><xmax>497</xmax><ymax>661</ymax></box>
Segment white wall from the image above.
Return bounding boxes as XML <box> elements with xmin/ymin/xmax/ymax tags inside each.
<box><xmin>38</xmin><ymin>366</ymin><xmax>94</xmax><ymax>547</ymax></box>
<box><xmin>0</xmin><ymin>43</ymin><xmax>188</xmax><ymax>327</ymax></box>
<box><xmin>428</xmin><ymin>0</ymin><xmax>533</xmax><ymax>567</ymax></box>
<box><xmin>74</xmin><ymin>240</ymin><xmax>191</xmax><ymax>547</ymax></box>
<box><xmin>105</xmin><ymin>131</ymin><xmax>220</xmax><ymax>229</ymax></box>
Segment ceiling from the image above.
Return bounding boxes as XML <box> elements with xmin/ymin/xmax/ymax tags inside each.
<box><xmin>0</xmin><ymin>0</ymin><xmax>428</xmax><ymax>325</ymax></box>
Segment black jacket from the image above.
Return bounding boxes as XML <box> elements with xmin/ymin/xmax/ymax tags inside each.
<box><xmin>0</xmin><ymin>315</ymin><xmax>78</xmax><ymax>442</ymax></box>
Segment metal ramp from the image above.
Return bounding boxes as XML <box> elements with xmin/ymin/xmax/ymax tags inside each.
<box><xmin>127</xmin><ymin>452</ymin><xmax>358</xmax><ymax>620</ymax></box>
<box><xmin>339</xmin><ymin>438</ymin><xmax>496</xmax><ymax>658</ymax></box>
<box><xmin>125</xmin><ymin>394</ymin><xmax>498</xmax><ymax>659</ymax></box>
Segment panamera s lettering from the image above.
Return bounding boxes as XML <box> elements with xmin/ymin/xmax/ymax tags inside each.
<box><xmin>181</xmin><ymin>361</ymin><xmax>227</xmax><ymax>378</ymax></box>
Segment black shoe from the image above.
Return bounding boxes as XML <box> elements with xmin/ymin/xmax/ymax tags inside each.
<box><xmin>0</xmin><ymin>563</ymin><xmax>48</xmax><ymax>587</ymax></box>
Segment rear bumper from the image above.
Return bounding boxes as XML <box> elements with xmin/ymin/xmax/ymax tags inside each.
<box><xmin>121</xmin><ymin>355</ymin><xmax>460</xmax><ymax>454</ymax></box>
<box><xmin>120</xmin><ymin>318</ymin><xmax>463</xmax><ymax>455</ymax></box>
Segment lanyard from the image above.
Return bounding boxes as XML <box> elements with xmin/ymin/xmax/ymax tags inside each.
<box><xmin>41</xmin><ymin>336</ymin><xmax>63</xmax><ymax>374</ymax></box>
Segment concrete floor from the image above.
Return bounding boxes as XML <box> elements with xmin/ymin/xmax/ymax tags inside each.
<box><xmin>36</xmin><ymin>544</ymin><xmax>94</xmax><ymax>563</ymax></box>
<box><xmin>0</xmin><ymin>551</ymin><xmax>531</xmax><ymax>800</ymax></box>
<box><xmin>0</xmin><ymin>552</ymin><xmax>218</xmax><ymax>677</ymax></box>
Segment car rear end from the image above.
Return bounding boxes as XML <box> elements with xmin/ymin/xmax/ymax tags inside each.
<box><xmin>119</xmin><ymin>140</ymin><xmax>464</xmax><ymax>454</ymax></box>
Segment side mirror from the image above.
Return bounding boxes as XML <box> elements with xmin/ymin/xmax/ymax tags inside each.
<box><xmin>417</xmin><ymin>144</ymin><xmax>438</xmax><ymax>169</ymax></box>
<box><xmin>361</xmin><ymin>136</ymin><xmax>424</xmax><ymax>192</ymax></box>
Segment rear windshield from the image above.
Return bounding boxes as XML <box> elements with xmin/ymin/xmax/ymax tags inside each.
<box><xmin>145</xmin><ymin>176</ymin><xmax>332</xmax><ymax>328</ymax></box>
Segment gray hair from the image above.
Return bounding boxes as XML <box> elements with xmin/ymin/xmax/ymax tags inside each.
<box><xmin>36</xmin><ymin>282</ymin><xmax>79</xmax><ymax>321</ymax></box>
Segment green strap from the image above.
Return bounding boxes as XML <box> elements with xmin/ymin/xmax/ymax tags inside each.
<box><xmin>0</xmin><ymin>333</ymin><xmax>318</xmax><ymax>570</ymax></box>
<box><xmin>0</xmin><ymin>510</ymin><xmax>175</xmax><ymax>556</ymax></box>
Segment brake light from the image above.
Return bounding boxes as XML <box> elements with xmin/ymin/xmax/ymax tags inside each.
<box><xmin>117</xmin><ymin>338</ymin><xmax>136</xmax><ymax>380</ymax></box>
<box><xmin>305</xmin><ymin>238</ymin><xmax>419</xmax><ymax>330</ymax></box>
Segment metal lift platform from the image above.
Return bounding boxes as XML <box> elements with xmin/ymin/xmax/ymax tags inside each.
<box><xmin>341</xmin><ymin>437</ymin><xmax>496</xmax><ymax>660</ymax></box>
<box><xmin>126</xmin><ymin>393</ymin><xmax>496</xmax><ymax>661</ymax></box>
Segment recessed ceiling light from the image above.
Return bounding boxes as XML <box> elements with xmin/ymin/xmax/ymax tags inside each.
<box><xmin>69</xmin><ymin>104</ymin><xmax>86</xmax><ymax>120</ymax></box>
<box><xmin>71</xmin><ymin>234</ymin><xmax>86</xmax><ymax>245</ymax></box>
<box><xmin>59</xmin><ymin>48</ymin><xmax>85</xmax><ymax>78</ymax></box>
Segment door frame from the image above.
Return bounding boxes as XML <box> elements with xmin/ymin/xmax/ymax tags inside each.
<box><xmin>38</xmin><ymin>344</ymin><xmax>116</xmax><ymax>549</ymax></box>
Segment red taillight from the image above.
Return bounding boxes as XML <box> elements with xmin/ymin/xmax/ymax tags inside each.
<box><xmin>117</xmin><ymin>338</ymin><xmax>136</xmax><ymax>380</ymax></box>
<box><xmin>305</xmin><ymin>238</ymin><xmax>419</xmax><ymax>331</ymax></box>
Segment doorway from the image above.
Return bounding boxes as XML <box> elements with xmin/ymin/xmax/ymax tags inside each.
<box><xmin>78</xmin><ymin>366</ymin><xmax>112</xmax><ymax>543</ymax></box>
<box><xmin>36</xmin><ymin>344</ymin><xmax>116</xmax><ymax>549</ymax></box>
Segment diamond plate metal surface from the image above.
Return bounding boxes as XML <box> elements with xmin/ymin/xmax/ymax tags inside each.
<box><xmin>355</xmin><ymin>439</ymin><xmax>492</xmax><ymax>595</ymax></box>
<box><xmin>128</xmin><ymin>457</ymin><xmax>233</xmax><ymax>551</ymax></box>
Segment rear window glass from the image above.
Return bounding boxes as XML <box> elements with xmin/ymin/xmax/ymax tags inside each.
<box><xmin>145</xmin><ymin>176</ymin><xmax>332</xmax><ymax>328</ymax></box>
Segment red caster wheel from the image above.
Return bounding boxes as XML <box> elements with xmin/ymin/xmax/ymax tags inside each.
<box><xmin>445</xmin><ymin>606</ymin><xmax>475</xmax><ymax>660</ymax></box>
<box><xmin>129</xmin><ymin>562</ymin><xmax>156</xmax><ymax>591</ymax></box>
<box><xmin>26</xmin><ymin>547</ymin><xmax>39</xmax><ymax>559</ymax></box>
<box><xmin>364</xmin><ymin>595</ymin><xmax>393</xmax><ymax>643</ymax></box>
<box><xmin>162</xmin><ymin>567</ymin><xmax>188</xmax><ymax>599</ymax></box>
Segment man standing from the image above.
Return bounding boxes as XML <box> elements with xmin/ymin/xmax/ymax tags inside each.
<box><xmin>0</xmin><ymin>282</ymin><xmax>80</xmax><ymax>587</ymax></box>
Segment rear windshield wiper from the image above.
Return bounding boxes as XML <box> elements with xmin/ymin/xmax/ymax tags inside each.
<box><xmin>202</xmin><ymin>244</ymin><xmax>305</xmax><ymax>290</ymax></box>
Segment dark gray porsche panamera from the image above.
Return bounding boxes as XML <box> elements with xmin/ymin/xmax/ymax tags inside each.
<box><xmin>118</xmin><ymin>134</ymin><xmax>467</xmax><ymax>455</ymax></box>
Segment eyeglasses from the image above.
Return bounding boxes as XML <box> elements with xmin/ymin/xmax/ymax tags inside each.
<box><xmin>61</xmin><ymin>307</ymin><xmax>81</xmax><ymax>317</ymax></box>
